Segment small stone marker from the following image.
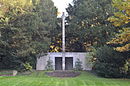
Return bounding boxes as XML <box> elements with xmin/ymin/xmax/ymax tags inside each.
<box><xmin>13</xmin><ymin>70</ymin><xmax>18</xmax><ymax>76</ymax></box>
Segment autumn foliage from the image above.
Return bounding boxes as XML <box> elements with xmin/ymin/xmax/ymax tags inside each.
<box><xmin>107</xmin><ymin>0</ymin><xmax>130</xmax><ymax>52</ymax></box>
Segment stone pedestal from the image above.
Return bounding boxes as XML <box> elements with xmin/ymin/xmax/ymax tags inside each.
<box><xmin>62</xmin><ymin>52</ymin><xmax>65</xmax><ymax>70</ymax></box>
<box><xmin>13</xmin><ymin>70</ymin><xmax>18</xmax><ymax>76</ymax></box>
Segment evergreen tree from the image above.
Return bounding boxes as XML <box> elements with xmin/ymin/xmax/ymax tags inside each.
<box><xmin>75</xmin><ymin>58</ymin><xmax>83</xmax><ymax>71</ymax></box>
<box><xmin>107</xmin><ymin>0</ymin><xmax>130</xmax><ymax>77</ymax></box>
<box><xmin>0</xmin><ymin>0</ymin><xmax>57</xmax><ymax>69</ymax></box>
<box><xmin>66</xmin><ymin>0</ymin><xmax>116</xmax><ymax>51</ymax></box>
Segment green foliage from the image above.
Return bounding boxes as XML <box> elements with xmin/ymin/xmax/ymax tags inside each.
<box><xmin>65</xmin><ymin>0</ymin><xmax>116</xmax><ymax>51</ymax></box>
<box><xmin>106</xmin><ymin>0</ymin><xmax>130</xmax><ymax>78</ymax></box>
<box><xmin>93</xmin><ymin>45</ymin><xmax>125</xmax><ymax>78</ymax></box>
<box><xmin>23</xmin><ymin>62</ymin><xmax>32</xmax><ymax>71</ymax></box>
<box><xmin>45</xmin><ymin>58</ymin><xmax>53</xmax><ymax>71</ymax></box>
<box><xmin>123</xmin><ymin>61</ymin><xmax>129</xmax><ymax>74</ymax></box>
<box><xmin>121</xmin><ymin>59</ymin><xmax>130</xmax><ymax>78</ymax></box>
<box><xmin>75</xmin><ymin>58</ymin><xmax>83</xmax><ymax>71</ymax></box>
<box><xmin>0</xmin><ymin>0</ymin><xmax>57</xmax><ymax>70</ymax></box>
<box><xmin>107</xmin><ymin>0</ymin><xmax>130</xmax><ymax>52</ymax></box>
<box><xmin>49</xmin><ymin>18</ymin><xmax>62</xmax><ymax>52</ymax></box>
<box><xmin>86</xmin><ymin>47</ymin><xmax>97</xmax><ymax>69</ymax></box>
<box><xmin>128</xmin><ymin>62</ymin><xmax>130</xmax><ymax>78</ymax></box>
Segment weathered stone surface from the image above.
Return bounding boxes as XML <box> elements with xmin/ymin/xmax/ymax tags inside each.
<box><xmin>13</xmin><ymin>70</ymin><xmax>18</xmax><ymax>76</ymax></box>
<box><xmin>36</xmin><ymin>52</ymin><xmax>92</xmax><ymax>70</ymax></box>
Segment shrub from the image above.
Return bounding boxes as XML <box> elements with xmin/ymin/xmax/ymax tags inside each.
<box><xmin>128</xmin><ymin>67</ymin><xmax>130</xmax><ymax>78</ymax></box>
<box><xmin>86</xmin><ymin>47</ymin><xmax>97</xmax><ymax>69</ymax></box>
<box><xmin>75</xmin><ymin>58</ymin><xmax>83</xmax><ymax>71</ymax></box>
<box><xmin>23</xmin><ymin>62</ymin><xmax>32</xmax><ymax>72</ymax></box>
<box><xmin>126</xmin><ymin>59</ymin><xmax>130</xmax><ymax>78</ymax></box>
<box><xmin>45</xmin><ymin>58</ymin><xmax>53</xmax><ymax>71</ymax></box>
<box><xmin>93</xmin><ymin>45</ymin><xmax>125</xmax><ymax>78</ymax></box>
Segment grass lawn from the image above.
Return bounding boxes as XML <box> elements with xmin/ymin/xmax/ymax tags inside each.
<box><xmin>0</xmin><ymin>71</ymin><xmax>130</xmax><ymax>86</ymax></box>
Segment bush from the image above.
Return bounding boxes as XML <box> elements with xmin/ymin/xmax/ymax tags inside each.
<box><xmin>127</xmin><ymin>60</ymin><xmax>130</xmax><ymax>78</ymax></box>
<box><xmin>128</xmin><ymin>67</ymin><xmax>130</xmax><ymax>78</ymax></box>
<box><xmin>23</xmin><ymin>62</ymin><xmax>32</xmax><ymax>72</ymax></box>
<box><xmin>93</xmin><ymin>45</ymin><xmax>125</xmax><ymax>78</ymax></box>
<box><xmin>75</xmin><ymin>58</ymin><xmax>83</xmax><ymax>71</ymax></box>
<box><xmin>86</xmin><ymin>47</ymin><xmax>97</xmax><ymax>69</ymax></box>
<box><xmin>45</xmin><ymin>58</ymin><xmax>53</xmax><ymax>71</ymax></box>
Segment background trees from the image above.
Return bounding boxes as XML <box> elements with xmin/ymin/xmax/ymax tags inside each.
<box><xmin>65</xmin><ymin>0</ymin><xmax>129</xmax><ymax>78</ymax></box>
<box><xmin>94</xmin><ymin>0</ymin><xmax>130</xmax><ymax>78</ymax></box>
<box><xmin>65</xmin><ymin>0</ymin><xmax>116</xmax><ymax>52</ymax></box>
<box><xmin>93</xmin><ymin>46</ymin><xmax>125</xmax><ymax>78</ymax></box>
<box><xmin>107</xmin><ymin>0</ymin><xmax>130</xmax><ymax>52</ymax></box>
<box><xmin>0</xmin><ymin>0</ymin><xmax>129</xmax><ymax>78</ymax></box>
<box><xmin>107</xmin><ymin>0</ymin><xmax>130</xmax><ymax>77</ymax></box>
<box><xmin>0</xmin><ymin>0</ymin><xmax>57</xmax><ymax>70</ymax></box>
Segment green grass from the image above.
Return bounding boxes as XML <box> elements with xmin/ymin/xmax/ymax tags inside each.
<box><xmin>0</xmin><ymin>71</ymin><xmax>130</xmax><ymax>86</ymax></box>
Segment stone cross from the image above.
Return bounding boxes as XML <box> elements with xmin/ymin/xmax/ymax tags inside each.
<box><xmin>62</xmin><ymin>12</ymin><xmax>65</xmax><ymax>70</ymax></box>
<box><xmin>62</xmin><ymin>12</ymin><xmax>65</xmax><ymax>52</ymax></box>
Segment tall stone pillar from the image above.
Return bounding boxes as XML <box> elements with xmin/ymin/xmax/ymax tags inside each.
<box><xmin>62</xmin><ymin>12</ymin><xmax>66</xmax><ymax>70</ymax></box>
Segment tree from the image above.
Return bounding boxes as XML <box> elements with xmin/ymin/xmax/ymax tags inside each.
<box><xmin>107</xmin><ymin>0</ymin><xmax>130</xmax><ymax>52</ymax></box>
<box><xmin>0</xmin><ymin>0</ymin><xmax>34</xmax><ymax>69</ymax></box>
<box><xmin>106</xmin><ymin>0</ymin><xmax>130</xmax><ymax>77</ymax></box>
<box><xmin>49</xmin><ymin>18</ymin><xmax>62</xmax><ymax>52</ymax></box>
<box><xmin>0</xmin><ymin>0</ymin><xmax>57</xmax><ymax>69</ymax></box>
<box><xmin>93</xmin><ymin>45</ymin><xmax>125</xmax><ymax>78</ymax></box>
<box><xmin>75</xmin><ymin>58</ymin><xmax>83</xmax><ymax>71</ymax></box>
<box><xmin>66</xmin><ymin>0</ymin><xmax>116</xmax><ymax>52</ymax></box>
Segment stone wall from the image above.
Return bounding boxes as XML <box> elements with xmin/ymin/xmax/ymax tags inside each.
<box><xmin>36</xmin><ymin>52</ymin><xmax>92</xmax><ymax>70</ymax></box>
